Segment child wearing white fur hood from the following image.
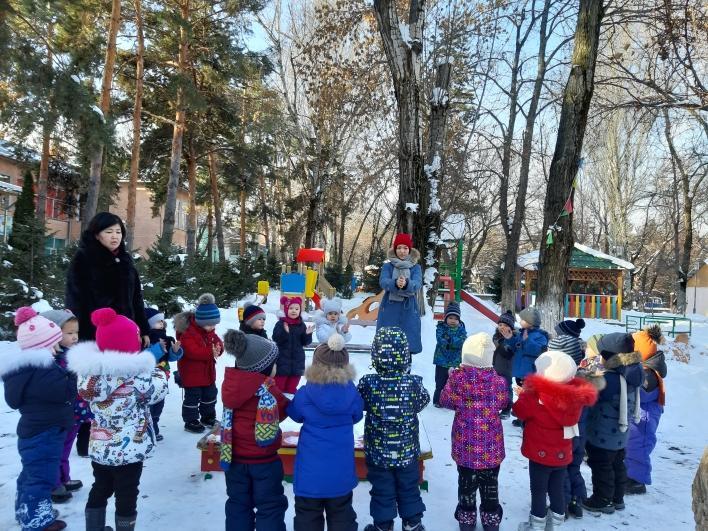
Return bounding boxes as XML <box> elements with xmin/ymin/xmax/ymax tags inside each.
<box><xmin>314</xmin><ymin>297</ymin><xmax>352</xmax><ymax>344</ymax></box>
<box><xmin>67</xmin><ymin>308</ymin><xmax>168</xmax><ymax>531</ymax></box>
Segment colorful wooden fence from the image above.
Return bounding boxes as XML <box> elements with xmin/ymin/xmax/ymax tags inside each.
<box><xmin>564</xmin><ymin>293</ymin><xmax>621</xmax><ymax>320</ymax></box>
<box><xmin>517</xmin><ymin>291</ymin><xmax>622</xmax><ymax>320</ymax></box>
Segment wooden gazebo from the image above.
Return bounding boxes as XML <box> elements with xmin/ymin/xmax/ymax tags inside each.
<box><xmin>516</xmin><ymin>243</ymin><xmax>635</xmax><ymax>320</ymax></box>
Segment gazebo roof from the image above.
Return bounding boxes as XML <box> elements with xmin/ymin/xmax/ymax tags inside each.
<box><xmin>517</xmin><ymin>243</ymin><xmax>635</xmax><ymax>272</ymax></box>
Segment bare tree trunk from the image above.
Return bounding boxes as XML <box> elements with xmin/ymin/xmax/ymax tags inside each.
<box><xmin>206</xmin><ymin>203</ymin><xmax>213</xmax><ymax>260</ymax></box>
<box><xmin>303</xmin><ymin>193</ymin><xmax>319</xmax><ymax>249</ymax></box>
<box><xmin>259</xmin><ymin>173</ymin><xmax>270</xmax><ymax>251</ymax></box>
<box><xmin>185</xmin><ymin>136</ymin><xmax>197</xmax><ymax>256</ymax></box>
<box><xmin>346</xmin><ymin>192</ymin><xmax>380</xmax><ymax>266</ymax></box>
<box><xmin>83</xmin><ymin>0</ymin><xmax>121</xmax><ymax>227</ymax></box>
<box><xmin>338</xmin><ymin>204</ymin><xmax>347</xmax><ymax>265</ymax></box>
<box><xmin>207</xmin><ymin>151</ymin><xmax>225</xmax><ymax>262</ymax></box>
<box><xmin>36</xmin><ymin>20</ymin><xmax>53</xmax><ymax>230</ymax></box>
<box><xmin>125</xmin><ymin>0</ymin><xmax>144</xmax><ymax>250</ymax></box>
<box><xmin>160</xmin><ymin>0</ymin><xmax>189</xmax><ymax>246</ymax></box>
<box><xmin>536</xmin><ymin>0</ymin><xmax>604</xmax><ymax>331</ymax></box>
<box><xmin>501</xmin><ymin>1</ymin><xmax>552</xmax><ymax>312</ymax></box>
<box><xmin>373</xmin><ymin>0</ymin><xmax>428</xmax><ymax>252</ymax></box>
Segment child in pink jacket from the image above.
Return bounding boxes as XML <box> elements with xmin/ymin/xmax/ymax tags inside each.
<box><xmin>440</xmin><ymin>332</ymin><xmax>509</xmax><ymax>531</ymax></box>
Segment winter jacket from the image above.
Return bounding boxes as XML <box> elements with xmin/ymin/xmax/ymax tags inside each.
<box><xmin>65</xmin><ymin>234</ymin><xmax>149</xmax><ymax>341</ymax></box>
<box><xmin>54</xmin><ymin>346</ymin><xmax>94</xmax><ymax>425</ymax></box>
<box><xmin>68</xmin><ymin>342</ymin><xmax>168</xmax><ymax>466</ymax></box>
<box><xmin>288</xmin><ymin>364</ymin><xmax>363</xmax><ymax>498</ymax></box>
<box><xmin>174</xmin><ymin>312</ymin><xmax>223</xmax><ymax>388</ymax></box>
<box><xmin>147</xmin><ymin>329</ymin><xmax>183</xmax><ymax>377</ymax></box>
<box><xmin>513</xmin><ymin>374</ymin><xmax>598</xmax><ymax>467</ymax></box>
<box><xmin>239</xmin><ymin>321</ymin><xmax>268</xmax><ymax>339</ymax></box>
<box><xmin>313</xmin><ymin>311</ymin><xmax>352</xmax><ymax>344</ymax></box>
<box><xmin>642</xmin><ymin>350</ymin><xmax>667</xmax><ymax>397</ymax></box>
<box><xmin>433</xmin><ymin>321</ymin><xmax>467</xmax><ymax>368</ymax></box>
<box><xmin>221</xmin><ymin>368</ymin><xmax>289</xmax><ymax>464</ymax></box>
<box><xmin>548</xmin><ymin>334</ymin><xmax>584</xmax><ymax>365</ymax></box>
<box><xmin>586</xmin><ymin>352</ymin><xmax>644</xmax><ymax>450</ymax></box>
<box><xmin>439</xmin><ymin>366</ymin><xmax>508</xmax><ymax>469</ymax></box>
<box><xmin>376</xmin><ymin>249</ymin><xmax>423</xmax><ymax>354</ymax></box>
<box><xmin>357</xmin><ymin>327</ymin><xmax>430</xmax><ymax>468</ymax></box>
<box><xmin>492</xmin><ymin>330</ymin><xmax>514</xmax><ymax>380</ymax></box>
<box><xmin>506</xmin><ymin>327</ymin><xmax>550</xmax><ymax>379</ymax></box>
<box><xmin>272</xmin><ymin>319</ymin><xmax>313</xmax><ymax>377</ymax></box>
<box><xmin>1</xmin><ymin>346</ymin><xmax>76</xmax><ymax>439</ymax></box>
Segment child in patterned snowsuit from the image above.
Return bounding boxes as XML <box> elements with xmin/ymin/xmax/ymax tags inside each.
<box><xmin>439</xmin><ymin>332</ymin><xmax>508</xmax><ymax>531</ymax></box>
<box><xmin>68</xmin><ymin>308</ymin><xmax>168</xmax><ymax>531</ymax></box>
<box><xmin>357</xmin><ymin>327</ymin><xmax>430</xmax><ymax>531</ymax></box>
<box><xmin>2</xmin><ymin>307</ymin><xmax>76</xmax><ymax>531</ymax></box>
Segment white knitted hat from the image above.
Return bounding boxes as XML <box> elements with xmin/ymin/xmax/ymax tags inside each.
<box><xmin>461</xmin><ymin>332</ymin><xmax>494</xmax><ymax>368</ymax></box>
<box><xmin>535</xmin><ymin>350</ymin><xmax>577</xmax><ymax>383</ymax></box>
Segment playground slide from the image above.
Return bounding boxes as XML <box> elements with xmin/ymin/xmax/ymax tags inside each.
<box><xmin>460</xmin><ymin>291</ymin><xmax>500</xmax><ymax>323</ymax></box>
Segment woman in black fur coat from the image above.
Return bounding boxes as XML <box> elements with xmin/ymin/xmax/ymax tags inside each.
<box><xmin>65</xmin><ymin>212</ymin><xmax>150</xmax><ymax>344</ymax></box>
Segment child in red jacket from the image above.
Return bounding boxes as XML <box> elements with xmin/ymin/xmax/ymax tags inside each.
<box><xmin>174</xmin><ymin>293</ymin><xmax>224</xmax><ymax>433</ymax></box>
<box><xmin>513</xmin><ymin>351</ymin><xmax>598</xmax><ymax>530</ymax></box>
<box><xmin>221</xmin><ymin>329</ymin><xmax>289</xmax><ymax>531</ymax></box>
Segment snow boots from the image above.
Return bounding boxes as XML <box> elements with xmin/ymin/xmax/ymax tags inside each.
<box><xmin>85</xmin><ymin>508</ymin><xmax>114</xmax><ymax>531</ymax></box>
<box><xmin>566</xmin><ymin>497</ymin><xmax>583</xmax><ymax>519</ymax></box>
<box><xmin>626</xmin><ymin>478</ymin><xmax>647</xmax><ymax>495</ymax></box>
<box><xmin>518</xmin><ymin>513</ymin><xmax>546</xmax><ymax>530</ymax></box>
<box><xmin>51</xmin><ymin>484</ymin><xmax>72</xmax><ymax>504</ymax></box>
<box><xmin>544</xmin><ymin>510</ymin><xmax>564</xmax><ymax>529</ymax></box>
<box><xmin>115</xmin><ymin>513</ymin><xmax>137</xmax><ymax>531</ymax></box>
<box><xmin>184</xmin><ymin>420</ymin><xmax>205</xmax><ymax>433</ymax></box>
<box><xmin>456</xmin><ymin>508</ymin><xmax>476</xmax><ymax>530</ymax></box>
<box><xmin>582</xmin><ymin>495</ymin><xmax>615</xmax><ymax>514</ymax></box>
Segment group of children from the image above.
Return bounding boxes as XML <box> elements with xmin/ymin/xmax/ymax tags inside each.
<box><xmin>3</xmin><ymin>281</ymin><xmax>667</xmax><ymax>531</ymax></box>
<box><xmin>432</xmin><ymin>302</ymin><xmax>667</xmax><ymax>530</ymax></box>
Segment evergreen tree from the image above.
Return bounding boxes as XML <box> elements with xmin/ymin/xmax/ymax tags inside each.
<box><xmin>342</xmin><ymin>263</ymin><xmax>354</xmax><ymax>298</ymax></box>
<box><xmin>363</xmin><ymin>248</ymin><xmax>386</xmax><ymax>293</ymax></box>
<box><xmin>139</xmin><ymin>242</ymin><xmax>187</xmax><ymax>315</ymax></box>
<box><xmin>7</xmin><ymin>171</ymin><xmax>46</xmax><ymax>285</ymax></box>
<box><xmin>486</xmin><ymin>265</ymin><xmax>503</xmax><ymax>304</ymax></box>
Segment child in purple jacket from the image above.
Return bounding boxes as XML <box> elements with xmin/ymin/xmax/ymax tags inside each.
<box><xmin>440</xmin><ymin>332</ymin><xmax>509</xmax><ymax>531</ymax></box>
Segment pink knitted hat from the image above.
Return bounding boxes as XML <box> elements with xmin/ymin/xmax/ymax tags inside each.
<box><xmin>92</xmin><ymin>308</ymin><xmax>141</xmax><ymax>353</ymax></box>
<box><xmin>15</xmin><ymin>307</ymin><xmax>63</xmax><ymax>350</ymax></box>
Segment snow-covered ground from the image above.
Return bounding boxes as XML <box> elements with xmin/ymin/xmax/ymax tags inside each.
<box><xmin>1</xmin><ymin>292</ymin><xmax>706</xmax><ymax>530</ymax></box>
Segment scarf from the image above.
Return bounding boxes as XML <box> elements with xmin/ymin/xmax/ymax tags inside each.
<box><xmin>647</xmin><ymin>367</ymin><xmax>666</xmax><ymax>406</ymax></box>
<box><xmin>281</xmin><ymin>315</ymin><xmax>302</xmax><ymax>326</ymax></box>
<box><xmin>388</xmin><ymin>256</ymin><xmax>415</xmax><ymax>302</ymax></box>
<box><xmin>219</xmin><ymin>407</ymin><xmax>234</xmax><ymax>471</ymax></box>
<box><xmin>619</xmin><ymin>374</ymin><xmax>642</xmax><ymax>433</ymax></box>
<box><xmin>255</xmin><ymin>377</ymin><xmax>280</xmax><ymax>447</ymax></box>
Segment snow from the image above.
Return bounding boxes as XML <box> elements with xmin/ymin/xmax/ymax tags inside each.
<box><xmin>399</xmin><ymin>23</ymin><xmax>412</xmax><ymax>49</ymax></box>
<box><xmin>2</xmin><ymin>260</ymin><xmax>12</xmax><ymax>268</ymax></box>
<box><xmin>90</xmin><ymin>105</ymin><xmax>105</xmax><ymax>122</ymax></box>
<box><xmin>0</xmin><ymin>293</ymin><xmax>705</xmax><ymax>530</ymax></box>
<box><xmin>430</xmin><ymin>87</ymin><xmax>449</xmax><ymax>106</ymax></box>
<box><xmin>71</xmin><ymin>75</ymin><xmax>81</xmax><ymax>84</ymax></box>
<box><xmin>405</xmin><ymin>202</ymin><xmax>419</xmax><ymax>213</ymax></box>
<box><xmin>30</xmin><ymin>299</ymin><xmax>51</xmax><ymax>313</ymax></box>
<box><xmin>518</xmin><ymin>243</ymin><xmax>636</xmax><ymax>271</ymax></box>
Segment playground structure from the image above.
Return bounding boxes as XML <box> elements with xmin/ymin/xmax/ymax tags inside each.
<box><xmin>516</xmin><ymin>243</ymin><xmax>635</xmax><ymax>321</ymax></box>
<box><xmin>280</xmin><ymin>248</ymin><xmax>337</xmax><ymax>311</ymax></box>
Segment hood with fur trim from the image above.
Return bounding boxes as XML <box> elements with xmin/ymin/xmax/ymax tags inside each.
<box><xmin>312</xmin><ymin>310</ymin><xmax>348</xmax><ymax>327</ymax></box>
<box><xmin>386</xmin><ymin>247</ymin><xmax>421</xmax><ymax>264</ymax></box>
<box><xmin>523</xmin><ymin>373</ymin><xmax>599</xmax><ymax>426</ymax></box>
<box><xmin>67</xmin><ymin>341</ymin><xmax>156</xmax><ymax>377</ymax></box>
<box><xmin>305</xmin><ymin>363</ymin><xmax>356</xmax><ymax>385</ymax></box>
<box><xmin>603</xmin><ymin>351</ymin><xmax>642</xmax><ymax>370</ymax></box>
<box><xmin>0</xmin><ymin>345</ymin><xmax>56</xmax><ymax>379</ymax></box>
<box><xmin>173</xmin><ymin>311</ymin><xmax>194</xmax><ymax>335</ymax></box>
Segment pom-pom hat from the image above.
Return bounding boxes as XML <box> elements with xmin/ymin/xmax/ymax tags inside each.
<box><xmin>15</xmin><ymin>307</ymin><xmax>63</xmax><ymax>350</ymax></box>
<box><xmin>393</xmin><ymin>233</ymin><xmax>414</xmax><ymax>250</ymax></box>
<box><xmin>195</xmin><ymin>293</ymin><xmax>220</xmax><ymax>327</ymax></box>
<box><xmin>556</xmin><ymin>318</ymin><xmax>585</xmax><ymax>338</ymax></box>
<box><xmin>321</xmin><ymin>297</ymin><xmax>343</xmax><ymax>315</ymax></box>
<box><xmin>92</xmin><ymin>308</ymin><xmax>142</xmax><ymax>353</ymax></box>
<box><xmin>461</xmin><ymin>332</ymin><xmax>495</xmax><ymax>368</ymax></box>
<box><xmin>313</xmin><ymin>334</ymin><xmax>349</xmax><ymax>368</ymax></box>
<box><xmin>223</xmin><ymin>329</ymin><xmax>278</xmax><ymax>373</ymax></box>
<box><xmin>280</xmin><ymin>296</ymin><xmax>303</xmax><ymax>313</ymax></box>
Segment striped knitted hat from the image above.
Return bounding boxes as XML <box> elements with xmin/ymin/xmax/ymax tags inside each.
<box><xmin>15</xmin><ymin>307</ymin><xmax>63</xmax><ymax>350</ymax></box>
<box><xmin>242</xmin><ymin>304</ymin><xmax>266</xmax><ymax>327</ymax></box>
<box><xmin>195</xmin><ymin>293</ymin><xmax>220</xmax><ymax>327</ymax></box>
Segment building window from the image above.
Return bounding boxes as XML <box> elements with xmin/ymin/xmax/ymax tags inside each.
<box><xmin>45</xmin><ymin>236</ymin><xmax>66</xmax><ymax>255</ymax></box>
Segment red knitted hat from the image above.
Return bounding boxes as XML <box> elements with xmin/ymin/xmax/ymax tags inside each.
<box><xmin>92</xmin><ymin>308</ymin><xmax>142</xmax><ymax>353</ymax></box>
<box><xmin>393</xmin><ymin>233</ymin><xmax>414</xmax><ymax>249</ymax></box>
<box><xmin>280</xmin><ymin>295</ymin><xmax>303</xmax><ymax>313</ymax></box>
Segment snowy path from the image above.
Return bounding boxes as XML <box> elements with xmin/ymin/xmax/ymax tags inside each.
<box><xmin>0</xmin><ymin>293</ymin><xmax>706</xmax><ymax>530</ymax></box>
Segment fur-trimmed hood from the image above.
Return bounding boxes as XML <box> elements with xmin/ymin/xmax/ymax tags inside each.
<box><xmin>603</xmin><ymin>351</ymin><xmax>642</xmax><ymax>370</ymax></box>
<box><xmin>312</xmin><ymin>311</ymin><xmax>348</xmax><ymax>327</ymax></box>
<box><xmin>173</xmin><ymin>311</ymin><xmax>194</xmax><ymax>335</ymax></box>
<box><xmin>67</xmin><ymin>341</ymin><xmax>156</xmax><ymax>377</ymax></box>
<box><xmin>0</xmin><ymin>345</ymin><xmax>56</xmax><ymax>379</ymax></box>
<box><xmin>305</xmin><ymin>363</ymin><xmax>356</xmax><ymax>385</ymax></box>
<box><xmin>386</xmin><ymin>247</ymin><xmax>421</xmax><ymax>264</ymax></box>
<box><xmin>523</xmin><ymin>373</ymin><xmax>598</xmax><ymax>425</ymax></box>
<box><xmin>575</xmin><ymin>367</ymin><xmax>607</xmax><ymax>391</ymax></box>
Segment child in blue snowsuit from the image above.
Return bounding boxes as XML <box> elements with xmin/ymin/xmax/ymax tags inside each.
<box><xmin>432</xmin><ymin>301</ymin><xmax>467</xmax><ymax>406</ymax></box>
<box><xmin>625</xmin><ymin>327</ymin><xmax>666</xmax><ymax>494</ymax></box>
<box><xmin>504</xmin><ymin>307</ymin><xmax>548</xmax><ymax>427</ymax></box>
<box><xmin>2</xmin><ymin>307</ymin><xmax>77</xmax><ymax>531</ymax></box>
<box><xmin>358</xmin><ymin>327</ymin><xmax>430</xmax><ymax>531</ymax></box>
<box><xmin>288</xmin><ymin>334</ymin><xmax>364</xmax><ymax>531</ymax></box>
<box><xmin>144</xmin><ymin>307</ymin><xmax>184</xmax><ymax>440</ymax></box>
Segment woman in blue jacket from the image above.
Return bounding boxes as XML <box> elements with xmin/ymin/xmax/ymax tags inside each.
<box><xmin>376</xmin><ymin>233</ymin><xmax>423</xmax><ymax>354</ymax></box>
<box><xmin>288</xmin><ymin>334</ymin><xmax>364</xmax><ymax>531</ymax></box>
